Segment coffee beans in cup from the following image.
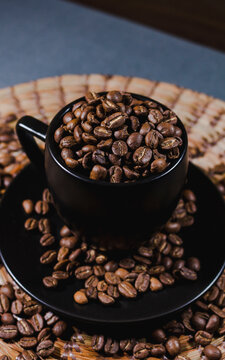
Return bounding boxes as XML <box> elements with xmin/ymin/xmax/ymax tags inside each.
<box><xmin>54</xmin><ymin>91</ymin><xmax>184</xmax><ymax>182</ymax></box>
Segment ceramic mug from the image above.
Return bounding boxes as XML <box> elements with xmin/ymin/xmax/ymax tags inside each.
<box><xmin>16</xmin><ymin>92</ymin><xmax>188</xmax><ymax>249</ymax></box>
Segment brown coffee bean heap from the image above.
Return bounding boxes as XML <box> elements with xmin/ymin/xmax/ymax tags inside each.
<box><xmin>53</xmin><ymin>91</ymin><xmax>184</xmax><ymax>182</ymax></box>
<box><xmin>23</xmin><ymin>188</ymin><xmax>200</xmax><ymax>308</ymax></box>
<box><xmin>0</xmin><ymin>283</ymin><xmax>67</xmax><ymax>359</ymax></box>
<box><xmin>88</xmin><ymin>271</ymin><xmax>225</xmax><ymax>359</ymax></box>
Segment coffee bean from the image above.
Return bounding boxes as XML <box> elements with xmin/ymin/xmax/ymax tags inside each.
<box><xmin>97</xmin><ymin>281</ymin><xmax>108</xmax><ymax>292</ymax></box>
<box><xmin>93</xmin><ymin>126</ymin><xmax>112</xmax><ymax>139</ymax></box>
<box><xmin>35</xmin><ymin>200</ymin><xmax>49</xmax><ymax>215</ymax></box>
<box><xmin>159</xmin><ymin>272</ymin><xmax>175</xmax><ymax>286</ymax></box>
<box><xmin>165</xmin><ymin>336</ymin><xmax>180</xmax><ymax>357</ymax></box>
<box><xmin>105</xmin><ymin>272</ymin><xmax>120</xmax><ymax>285</ymax></box>
<box><xmin>92</xmin><ymin>334</ymin><xmax>105</xmax><ymax>351</ymax></box>
<box><xmin>69</xmin><ymin>248</ymin><xmax>81</xmax><ymax>262</ymax></box>
<box><xmin>119</xmin><ymin>258</ymin><xmax>135</xmax><ymax>269</ymax></box>
<box><xmin>36</xmin><ymin>340</ymin><xmax>55</xmax><ymax>357</ymax></box>
<box><xmin>98</xmin><ymin>292</ymin><xmax>115</xmax><ymax>305</ymax></box>
<box><xmin>109</xmin><ymin>165</ymin><xmax>123</xmax><ymax>183</ymax></box>
<box><xmin>115</xmin><ymin>268</ymin><xmax>129</xmax><ymax>280</ymax></box>
<box><xmin>127</xmin><ymin>132</ymin><xmax>143</xmax><ymax>150</ymax></box>
<box><xmin>44</xmin><ymin>311</ymin><xmax>59</xmax><ymax>325</ymax></box>
<box><xmin>104</xmin><ymin>260</ymin><xmax>118</xmax><ymax>272</ymax></box>
<box><xmin>120</xmin><ymin>338</ymin><xmax>136</xmax><ymax>352</ymax></box>
<box><xmin>152</xmin><ymin>328</ymin><xmax>167</xmax><ymax>343</ymax></box>
<box><xmin>52</xmin><ymin>320</ymin><xmax>67</xmax><ymax>337</ymax></box>
<box><xmin>1</xmin><ymin>313</ymin><xmax>15</xmax><ymax>325</ymax></box>
<box><xmin>42</xmin><ymin>276</ymin><xmax>58</xmax><ymax>288</ymax></box>
<box><xmin>52</xmin><ymin>271</ymin><xmax>69</xmax><ymax>280</ymax></box>
<box><xmin>40</xmin><ymin>233</ymin><xmax>55</xmax><ymax>247</ymax></box>
<box><xmin>40</xmin><ymin>250</ymin><xmax>57</xmax><ymax>264</ymax></box>
<box><xmin>187</xmin><ymin>257</ymin><xmax>201</xmax><ymax>272</ymax></box>
<box><xmin>38</xmin><ymin>218</ymin><xmax>51</xmax><ymax>234</ymax></box>
<box><xmin>135</xmin><ymin>273</ymin><xmax>150</xmax><ymax>292</ymax></box>
<box><xmin>17</xmin><ymin>319</ymin><xmax>34</xmax><ymax>336</ymax></box>
<box><xmin>60</xmin><ymin>135</ymin><xmax>77</xmax><ymax>149</ymax></box>
<box><xmin>104</xmin><ymin>338</ymin><xmax>119</xmax><ymax>355</ymax></box>
<box><xmin>73</xmin><ymin>290</ymin><xmax>88</xmax><ymax>304</ymax></box>
<box><xmin>150</xmin><ymin>343</ymin><xmax>166</xmax><ymax>357</ymax></box>
<box><xmin>150</xmin><ymin>158</ymin><xmax>168</xmax><ymax>173</ymax></box>
<box><xmin>104</xmin><ymin>112</ymin><xmax>127</xmax><ymax>129</ymax></box>
<box><xmin>208</xmin><ymin>304</ymin><xmax>225</xmax><ymax>318</ymax></box>
<box><xmin>57</xmin><ymin>247</ymin><xmax>69</xmax><ymax>261</ymax></box>
<box><xmin>22</xmin><ymin>200</ymin><xmax>34</xmax><ymax>214</ymax></box>
<box><xmin>85</xmin><ymin>275</ymin><xmax>99</xmax><ymax>289</ymax></box>
<box><xmin>0</xmin><ymin>324</ymin><xmax>18</xmax><ymax>339</ymax></box>
<box><xmin>114</xmin><ymin>125</ymin><xmax>129</xmax><ymax>140</ymax></box>
<box><xmin>148</xmin><ymin>109</ymin><xmax>163</xmax><ymax>124</ymax></box>
<box><xmin>60</xmin><ymin>235</ymin><xmax>78</xmax><ymax>249</ymax></box>
<box><xmin>133</xmin><ymin>146</ymin><xmax>152</xmax><ymax>166</ymax></box>
<box><xmin>90</xmin><ymin>165</ymin><xmax>107</xmax><ymax>180</ymax></box>
<box><xmin>11</xmin><ymin>299</ymin><xmax>23</xmax><ymax>315</ymax></box>
<box><xmin>133</xmin><ymin>342</ymin><xmax>150</xmax><ymax>359</ymax></box>
<box><xmin>0</xmin><ymin>294</ymin><xmax>10</xmax><ymax>313</ymax></box>
<box><xmin>118</xmin><ymin>281</ymin><xmax>137</xmax><ymax>298</ymax></box>
<box><xmin>123</xmin><ymin>166</ymin><xmax>140</xmax><ymax>179</ymax></box>
<box><xmin>179</xmin><ymin>267</ymin><xmax>197</xmax><ymax>281</ymax></box>
<box><xmin>24</xmin><ymin>218</ymin><xmax>38</xmax><ymax>231</ymax></box>
<box><xmin>19</xmin><ymin>337</ymin><xmax>37</xmax><ymax>349</ymax></box>
<box><xmin>203</xmin><ymin>345</ymin><xmax>221</xmax><ymax>360</ymax></box>
<box><xmin>150</xmin><ymin>277</ymin><xmax>163</xmax><ymax>291</ymax></box>
<box><xmin>182</xmin><ymin>189</ymin><xmax>196</xmax><ymax>202</ymax></box>
<box><xmin>206</xmin><ymin>315</ymin><xmax>220</xmax><ymax>333</ymax></box>
<box><xmin>75</xmin><ymin>266</ymin><xmax>93</xmax><ymax>280</ymax></box>
<box><xmin>107</xmin><ymin>285</ymin><xmax>120</xmax><ymax>298</ymax></box>
<box><xmin>194</xmin><ymin>330</ymin><xmax>213</xmax><ymax>345</ymax></box>
<box><xmin>145</xmin><ymin>130</ymin><xmax>159</xmax><ymax>148</ymax></box>
<box><xmin>112</xmin><ymin>140</ymin><xmax>128</xmax><ymax>156</ymax></box>
<box><xmin>86</xmin><ymin>286</ymin><xmax>98</xmax><ymax>299</ymax></box>
<box><xmin>0</xmin><ymin>284</ymin><xmax>14</xmax><ymax>300</ymax></box>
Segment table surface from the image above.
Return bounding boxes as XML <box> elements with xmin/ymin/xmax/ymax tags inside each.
<box><xmin>0</xmin><ymin>0</ymin><xmax>225</xmax><ymax>100</ymax></box>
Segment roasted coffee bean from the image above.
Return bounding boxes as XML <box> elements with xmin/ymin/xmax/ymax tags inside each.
<box><xmin>57</xmin><ymin>247</ymin><xmax>69</xmax><ymax>261</ymax></box>
<box><xmin>161</xmin><ymin>137</ymin><xmax>180</xmax><ymax>150</ymax></box>
<box><xmin>114</xmin><ymin>125</ymin><xmax>129</xmax><ymax>140</ymax></box>
<box><xmin>159</xmin><ymin>272</ymin><xmax>175</xmax><ymax>286</ymax></box>
<box><xmin>162</xmin><ymin>256</ymin><xmax>173</xmax><ymax>270</ymax></box>
<box><xmin>54</xmin><ymin>126</ymin><xmax>65</xmax><ymax>143</ymax></box>
<box><xmin>60</xmin><ymin>235</ymin><xmax>79</xmax><ymax>249</ymax></box>
<box><xmin>92</xmin><ymin>149</ymin><xmax>107</xmax><ymax>166</ymax></box>
<box><xmin>98</xmin><ymin>292</ymin><xmax>115</xmax><ymax>305</ymax></box>
<box><xmin>61</xmin><ymin>148</ymin><xmax>74</xmax><ymax>160</ymax></box>
<box><xmin>182</xmin><ymin>189</ymin><xmax>196</xmax><ymax>202</ymax></box>
<box><xmin>170</xmin><ymin>246</ymin><xmax>184</xmax><ymax>259</ymax></box>
<box><xmin>104</xmin><ymin>260</ymin><xmax>118</xmax><ymax>272</ymax></box>
<box><xmin>63</xmin><ymin>112</ymin><xmax>74</xmax><ymax>124</ymax></box>
<box><xmin>52</xmin><ymin>320</ymin><xmax>67</xmax><ymax>337</ymax></box>
<box><xmin>38</xmin><ymin>218</ymin><xmax>51</xmax><ymax>234</ymax></box>
<box><xmin>19</xmin><ymin>337</ymin><xmax>37</xmax><ymax>349</ymax></box>
<box><xmin>24</xmin><ymin>218</ymin><xmax>38</xmax><ymax>231</ymax></box>
<box><xmin>150</xmin><ymin>277</ymin><xmax>163</xmax><ymax>291</ymax></box>
<box><xmin>0</xmin><ymin>294</ymin><xmax>10</xmax><ymax>313</ymax></box>
<box><xmin>86</xmin><ymin>286</ymin><xmax>98</xmax><ymax>299</ymax></box>
<box><xmin>31</xmin><ymin>313</ymin><xmax>44</xmax><ymax>332</ymax></box>
<box><xmin>168</xmin><ymin>233</ymin><xmax>183</xmax><ymax>245</ymax></box>
<box><xmin>34</xmin><ymin>200</ymin><xmax>49</xmax><ymax>215</ymax></box>
<box><xmin>107</xmin><ymin>285</ymin><xmax>120</xmax><ymax>298</ymax></box>
<box><xmin>92</xmin><ymin>334</ymin><xmax>105</xmax><ymax>351</ymax></box>
<box><xmin>148</xmin><ymin>109</ymin><xmax>163</xmax><ymax>124</ymax></box>
<box><xmin>118</xmin><ymin>281</ymin><xmax>137</xmax><ymax>298</ymax></box>
<box><xmin>105</xmin><ymin>272</ymin><xmax>120</xmax><ymax>285</ymax></box>
<box><xmin>179</xmin><ymin>267</ymin><xmax>197</xmax><ymax>281</ymax></box>
<box><xmin>0</xmin><ymin>284</ymin><xmax>14</xmax><ymax>300</ymax></box>
<box><xmin>194</xmin><ymin>330</ymin><xmax>212</xmax><ymax>345</ymax></box>
<box><xmin>69</xmin><ymin>248</ymin><xmax>81</xmax><ymax>262</ymax></box>
<box><xmin>40</xmin><ymin>233</ymin><xmax>55</xmax><ymax>247</ymax></box>
<box><xmin>17</xmin><ymin>319</ymin><xmax>34</xmax><ymax>336</ymax></box>
<box><xmin>208</xmin><ymin>304</ymin><xmax>225</xmax><ymax>318</ymax></box>
<box><xmin>203</xmin><ymin>345</ymin><xmax>222</xmax><ymax>360</ymax></box>
<box><xmin>145</xmin><ymin>130</ymin><xmax>159</xmax><ymax>148</ymax></box>
<box><xmin>74</xmin><ymin>290</ymin><xmax>88</xmax><ymax>304</ymax></box>
<box><xmin>165</xmin><ymin>221</ymin><xmax>181</xmax><ymax>233</ymax></box>
<box><xmin>1</xmin><ymin>312</ymin><xmax>15</xmax><ymax>325</ymax></box>
<box><xmin>0</xmin><ymin>324</ymin><xmax>18</xmax><ymax>339</ymax></box>
<box><xmin>90</xmin><ymin>165</ymin><xmax>107</xmax><ymax>180</ymax></box>
<box><xmin>206</xmin><ymin>315</ymin><xmax>220</xmax><ymax>333</ymax></box>
<box><xmin>119</xmin><ymin>258</ymin><xmax>135</xmax><ymax>269</ymax></box>
<box><xmin>43</xmin><ymin>276</ymin><xmax>58</xmax><ymax>288</ymax></box>
<box><xmin>112</xmin><ymin>140</ymin><xmax>128</xmax><ymax>156</ymax></box>
<box><xmin>97</xmin><ymin>280</ymin><xmax>108</xmax><ymax>292</ymax></box>
<box><xmin>102</xmin><ymin>99</ymin><xmax>119</xmax><ymax>112</ymax></box>
<box><xmin>104</xmin><ymin>112</ymin><xmax>127</xmax><ymax>129</ymax></box>
<box><xmin>106</xmin><ymin>91</ymin><xmax>122</xmax><ymax>103</ymax></box>
<box><xmin>54</xmin><ymin>259</ymin><xmax>69</xmax><ymax>271</ymax></box>
<box><xmin>165</xmin><ymin>336</ymin><xmax>180</xmax><ymax>357</ymax></box>
<box><xmin>11</xmin><ymin>299</ymin><xmax>22</xmax><ymax>315</ymax></box>
<box><xmin>152</xmin><ymin>328</ymin><xmax>167</xmax><ymax>343</ymax></box>
<box><xmin>135</xmin><ymin>273</ymin><xmax>150</xmax><ymax>292</ymax></box>
<box><xmin>150</xmin><ymin>344</ymin><xmax>166</xmax><ymax>357</ymax></box>
<box><xmin>44</xmin><ymin>311</ymin><xmax>59</xmax><ymax>326</ymax></box>
<box><xmin>37</xmin><ymin>327</ymin><xmax>51</xmax><ymax>343</ymax></box>
<box><xmin>133</xmin><ymin>342</ymin><xmax>150</xmax><ymax>359</ymax></box>
<box><xmin>93</xmin><ymin>265</ymin><xmax>105</xmax><ymax>277</ymax></box>
<box><xmin>104</xmin><ymin>337</ymin><xmax>119</xmax><ymax>355</ymax></box>
<box><xmin>60</xmin><ymin>135</ymin><xmax>77</xmax><ymax>148</ymax></box>
<box><xmin>149</xmin><ymin>265</ymin><xmax>165</xmax><ymax>275</ymax></box>
<box><xmin>157</xmin><ymin>122</ymin><xmax>175</xmax><ymax>137</ymax></box>
<box><xmin>40</xmin><ymin>250</ymin><xmax>57</xmax><ymax>264</ymax></box>
<box><xmin>115</xmin><ymin>268</ymin><xmax>129</xmax><ymax>280</ymax></box>
<box><xmin>120</xmin><ymin>338</ymin><xmax>136</xmax><ymax>352</ymax></box>
<box><xmin>150</xmin><ymin>158</ymin><xmax>168</xmax><ymax>173</ymax></box>
<box><xmin>85</xmin><ymin>275</ymin><xmax>99</xmax><ymax>288</ymax></box>
<box><xmin>75</xmin><ymin>266</ymin><xmax>93</xmax><ymax>280</ymax></box>
<box><xmin>109</xmin><ymin>165</ymin><xmax>123</xmax><ymax>183</ymax></box>
<box><xmin>22</xmin><ymin>200</ymin><xmax>34</xmax><ymax>214</ymax></box>
<box><xmin>127</xmin><ymin>132</ymin><xmax>143</xmax><ymax>150</ymax></box>
<box><xmin>123</xmin><ymin>166</ymin><xmax>140</xmax><ymax>179</ymax></box>
<box><xmin>24</xmin><ymin>300</ymin><xmax>42</xmax><ymax>316</ymax></box>
<box><xmin>192</xmin><ymin>312</ymin><xmax>209</xmax><ymax>330</ymax></box>
<box><xmin>52</xmin><ymin>271</ymin><xmax>69</xmax><ymax>280</ymax></box>
<box><xmin>187</xmin><ymin>257</ymin><xmax>201</xmax><ymax>272</ymax></box>
<box><xmin>36</xmin><ymin>340</ymin><xmax>55</xmax><ymax>357</ymax></box>
<box><xmin>133</xmin><ymin>146</ymin><xmax>152</xmax><ymax>165</ymax></box>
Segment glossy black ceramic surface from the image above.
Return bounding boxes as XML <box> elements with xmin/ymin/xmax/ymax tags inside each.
<box><xmin>0</xmin><ymin>163</ymin><xmax>224</xmax><ymax>332</ymax></box>
<box><xmin>16</xmin><ymin>93</ymin><xmax>188</xmax><ymax>247</ymax></box>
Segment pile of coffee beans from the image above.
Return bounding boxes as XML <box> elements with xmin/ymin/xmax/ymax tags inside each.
<box><xmin>22</xmin><ymin>188</ymin><xmax>200</xmax><ymax>306</ymax></box>
<box><xmin>0</xmin><ymin>282</ymin><xmax>67</xmax><ymax>359</ymax></box>
<box><xmin>54</xmin><ymin>91</ymin><xmax>183</xmax><ymax>182</ymax></box>
<box><xmin>88</xmin><ymin>270</ymin><xmax>225</xmax><ymax>359</ymax></box>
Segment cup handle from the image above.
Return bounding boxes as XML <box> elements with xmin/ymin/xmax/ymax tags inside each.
<box><xmin>16</xmin><ymin>116</ymin><xmax>48</xmax><ymax>170</ymax></box>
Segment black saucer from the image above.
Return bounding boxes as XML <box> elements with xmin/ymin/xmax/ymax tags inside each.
<box><xmin>0</xmin><ymin>163</ymin><xmax>225</xmax><ymax>331</ymax></box>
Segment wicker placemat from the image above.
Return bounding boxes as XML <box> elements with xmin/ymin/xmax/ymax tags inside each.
<box><xmin>0</xmin><ymin>74</ymin><xmax>225</xmax><ymax>359</ymax></box>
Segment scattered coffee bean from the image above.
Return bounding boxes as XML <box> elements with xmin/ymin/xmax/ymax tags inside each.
<box><xmin>22</xmin><ymin>199</ymin><xmax>34</xmax><ymax>214</ymax></box>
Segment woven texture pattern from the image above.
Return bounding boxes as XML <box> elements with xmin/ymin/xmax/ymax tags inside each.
<box><xmin>0</xmin><ymin>74</ymin><xmax>225</xmax><ymax>359</ymax></box>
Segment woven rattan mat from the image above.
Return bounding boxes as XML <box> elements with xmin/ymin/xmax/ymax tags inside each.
<box><xmin>0</xmin><ymin>74</ymin><xmax>225</xmax><ymax>359</ymax></box>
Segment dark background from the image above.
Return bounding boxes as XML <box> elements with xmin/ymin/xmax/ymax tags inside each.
<box><xmin>72</xmin><ymin>0</ymin><xmax>225</xmax><ymax>52</ymax></box>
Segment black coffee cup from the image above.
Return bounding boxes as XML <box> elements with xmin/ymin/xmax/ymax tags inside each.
<box><xmin>16</xmin><ymin>92</ymin><xmax>188</xmax><ymax>249</ymax></box>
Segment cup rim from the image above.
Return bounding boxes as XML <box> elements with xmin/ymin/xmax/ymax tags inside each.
<box><xmin>46</xmin><ymin>92</ymin><xmax>188</xmax><ymax>187</ymax></box>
